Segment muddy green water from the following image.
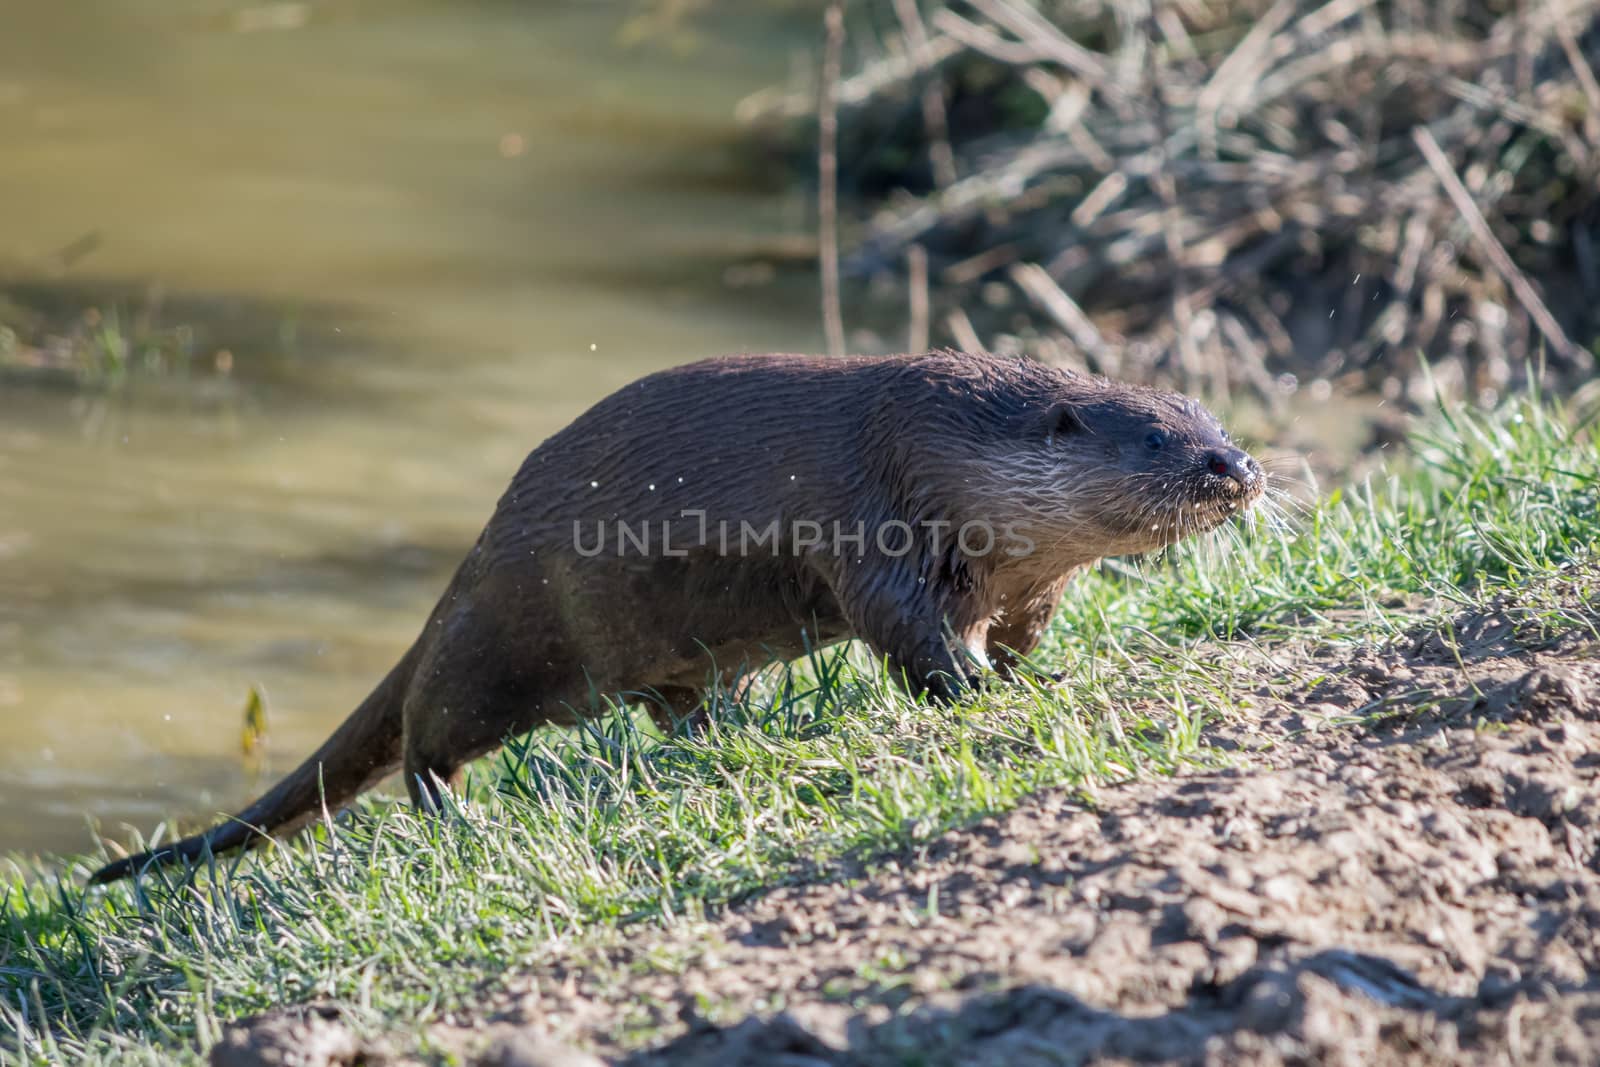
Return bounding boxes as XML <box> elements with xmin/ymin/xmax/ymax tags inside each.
<box><xmin>0</xmin><ymin>1</ymin><xmax>823</xmax><ymax>857</ymax></box>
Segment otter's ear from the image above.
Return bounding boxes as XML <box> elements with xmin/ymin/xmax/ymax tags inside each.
<box><xmin>1046</xmin><ymin>402</ymin><xmax>1087</xmax><ymax>441</ymax></box>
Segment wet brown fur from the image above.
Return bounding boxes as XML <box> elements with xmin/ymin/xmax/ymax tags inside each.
<box><xmin>89</xmin><ymin>351</ymin><xmax>1262</xmax><ymax>884</ymax></box>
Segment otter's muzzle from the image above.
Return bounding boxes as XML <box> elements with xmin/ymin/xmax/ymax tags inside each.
<box><xmin>1203</xmin><ymin>448</ymin><xmax>1263</xmax><ymax>494</ymax></box>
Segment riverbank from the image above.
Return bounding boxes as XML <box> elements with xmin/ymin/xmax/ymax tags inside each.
<box><xmin>4</xmin><ymin>385</ymin><xmax>1596</xmax><ymax>1064</ymax></box>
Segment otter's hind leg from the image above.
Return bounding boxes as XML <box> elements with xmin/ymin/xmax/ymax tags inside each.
<box><xmin>399</xmin><ymin>644</ymin><xmax>552</xmax><ymax>813</ymax></box>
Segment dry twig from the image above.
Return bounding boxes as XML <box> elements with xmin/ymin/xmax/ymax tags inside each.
<box><xmin>907</xmin><ymin>244</ymin><xmax>931</xmax><ymax>353</ymax></box>
<box><xmin>819</xmin><ymin>1</ymin><xmax>847</xmax><ymax>359</ymax></box>
<box><xmin>892</xmin><ymin>0</ymin><xmax>958</xmax><ymax>188</ymax></box>
<box><xmin>1412</xmin><ymin>125</ymin><xmax>1586</xmax><ymax>371</ymax></box>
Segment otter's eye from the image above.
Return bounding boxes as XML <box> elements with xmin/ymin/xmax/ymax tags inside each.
<box><xmin>1145</xmin><ymin>431</ymin><xmax>1167</xmax><ymax>452</ymax></box>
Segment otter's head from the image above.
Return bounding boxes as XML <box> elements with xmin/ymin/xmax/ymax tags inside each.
<box><xmin>995</xmin><ymin>380</ymin><xmax>1265</xmax><ymax>562</ymax></box>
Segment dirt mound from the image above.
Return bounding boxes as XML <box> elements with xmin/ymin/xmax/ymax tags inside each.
<box><xmin>218</xmin><ymin>574</ymin><xmax>1600</xmax><ymax>1065</ymax></box>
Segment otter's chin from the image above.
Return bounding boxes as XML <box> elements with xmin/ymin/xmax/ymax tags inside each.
<box><xmin>1141</xmin><ymin>485</ymin><xmax>1260</xmax><ymax>549</ymax></box>
<box><xmin>1066</xmin><ymin>465</ymin><xmax>1265</xmax><ymax>557</ymax></box>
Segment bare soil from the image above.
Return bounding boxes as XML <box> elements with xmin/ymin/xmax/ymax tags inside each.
<box><xmin>216</xmin><ymin>568</ymin><xmax>1600</xmax><ymax>1067</ymax></box>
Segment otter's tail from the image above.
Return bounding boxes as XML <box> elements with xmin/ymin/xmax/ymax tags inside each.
<box><xmin>87</xmin><ymin>645</ymin><xmax>419</xmax><ymax>886</ymax></box>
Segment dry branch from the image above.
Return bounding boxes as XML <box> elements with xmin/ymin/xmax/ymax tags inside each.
<box><xmin>1412</xmin><ymin>125</ymin><xmax>1588</xmax><ymax>371</ymax></box>
<box><xmin>819</xmin><ymin>1</ymin><xmax>846</xmax><ymax>359</ymax></box>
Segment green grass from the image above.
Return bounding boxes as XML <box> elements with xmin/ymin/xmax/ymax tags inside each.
<box><xmin>3</xmin><ymin>387</ymin><xmax>1598</xmax><ymax>1064</ymax></box>
<box><xmin>0</xmin><ymin>301</ymin><xmax>205</xmax><ymax>389</ymax></box>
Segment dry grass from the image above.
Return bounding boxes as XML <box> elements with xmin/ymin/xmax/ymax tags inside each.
<box><xmin>742</xmin><ymin>0</ymin><xmax>1600</xmax><ymax>409</ymax></box>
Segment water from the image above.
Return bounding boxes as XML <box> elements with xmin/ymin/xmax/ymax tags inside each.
<box><xmin>0</xmin><ymin>1</ymin><xmax>823</xmax><ymax>856</ymax></box>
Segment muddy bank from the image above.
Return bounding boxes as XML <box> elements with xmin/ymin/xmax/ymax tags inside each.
<box><xmin>214</xmin><ymin>565</ymin><xmax>1600</xmax><ymax>1065</ymax></box>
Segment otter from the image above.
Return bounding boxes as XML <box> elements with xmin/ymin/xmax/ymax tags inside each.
<box><xmin>89</xmin><ymin>351</ymin><xmax>1263</xmax><ymax>884</ymax></box>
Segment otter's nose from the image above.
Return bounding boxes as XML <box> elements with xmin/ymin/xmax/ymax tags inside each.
<box><xmin>1204</xmin><ymin>448</ymin><xmax>1261</xmax><ymax>491</ymax></box>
